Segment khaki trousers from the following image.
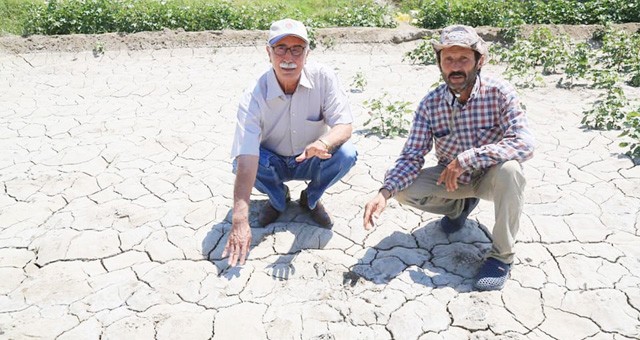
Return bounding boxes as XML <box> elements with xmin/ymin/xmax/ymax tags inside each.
<box><xmin>395</xmin><ymin>160</ymin><xmax>526</xmax><ymax>263</ymax></box>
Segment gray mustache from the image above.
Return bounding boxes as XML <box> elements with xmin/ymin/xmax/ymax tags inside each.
<box><xmin>280</xmin><ymin>62</ymin><xmax>297</xmax><ymax>69</ymax></box>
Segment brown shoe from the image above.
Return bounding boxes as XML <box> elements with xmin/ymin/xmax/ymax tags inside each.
<box><xmin>300</xmin><ymin>190</ymin><xmax>334</xmax><ymax>228</ymax></box>
<box><xmin>258</xmin><ymin>186</ymin><xmax>290</xmax><ymax>227</ymax></box>
<box><xmin>258</xmin><ymin>203</ymin><xmax>280</xmax><ymax>227</ymax></box>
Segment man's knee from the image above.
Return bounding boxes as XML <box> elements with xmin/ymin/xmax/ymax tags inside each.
<box><xmin>494</xmin><ymin>161</ymin><xmax>526</xmax><ymax>191</ymax></box>
<box><xmin>395</xmin><ymin>189</ymin><xmax>409</xmax><ymax>204</ymax></box>
<box><xmin>331</xmin><ymin>141</ymin><xmax>358</xmax><ymax>168</ymax></box>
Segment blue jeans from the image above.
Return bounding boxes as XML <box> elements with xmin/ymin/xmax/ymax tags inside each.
<box><xmin>236</xmin><ymin>141</ymin><xmax>357</xmax><ymax>212</ymax></box>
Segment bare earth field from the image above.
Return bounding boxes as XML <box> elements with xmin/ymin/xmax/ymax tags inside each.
<box><xmin>0</xmin><ymin>24</ymin><xmax>639</xmax><ymax>339</ymax></box>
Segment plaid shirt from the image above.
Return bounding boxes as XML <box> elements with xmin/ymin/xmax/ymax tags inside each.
<box><xmin>383</xmin><ymin>73</ymin><xmax>535</xmax><ymax>196</ymax></box>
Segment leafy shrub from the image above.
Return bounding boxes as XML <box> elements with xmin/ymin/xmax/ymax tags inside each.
<box><xmin>584</xmin><ymin>0</ymin><xmax>640</xmax><ymax>24</ymax></box>
<box><xmin>619</xmin><ymin>110</ymin><xmax>640</xmax><ymax>161</ymax></box>
<box><xmin>416</xmin><ymin>0</ymin><xmax>449</xmax><ymax>29</ymax></box>
<box><xmin>497</xmin><ymin>25</ymin><xmax>524</xmax><ymax>45</ymax></box>
<box><xmin>350</xmin><ymin>71</ymin><xmax>367</xmax><ymax>93</ymax></box>
<box><xmin>413</xmin><ymin>0</ymin><xmax>640</xmax><ymax>29</ymax></box>
<box><xmin>581</xmin><ymin>84</ymin><xmax>628</xmax><ymax>130</ymax></box>
<box><xmin>517</xmin><ymin>0</ymin><xmax>587</xmax><ymax>25</ymax></box>
<box><xmin>562</xmin><ymin>41</ymin><xmax>594</xmax><ymax>87</ymax></box>
<box><xmin>22</xmin><ymin>0</ymin><xmax>394</xmax><ymax>35</ymax></box>
<box><xmin>363</xmin><ymin>93</ymin><xmax>413</xmax><ymax>138</ymax></box>
<box><xmin>403</xmin><ymin>33</ymin><xmax>439</xmax><ymax>65</ymax></box>
<box><xmin>319</xmin><ymin>2</ymin><xmax>395</xmax><ymax>28</ymax></box>
<box><xmin>0</xmin><ymin>0</ymin><xmax>37</xmax><ymax>34</ymax></box>
<box><xmin>491</xmin><ymin>27</ymin><xmax>570</xmax><ymax>87</ymax></box>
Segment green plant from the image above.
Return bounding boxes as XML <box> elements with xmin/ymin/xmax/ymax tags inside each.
<box><xmin>555</xmin><ymin>26</ymin><xmax>640</xmax><ymax>90</ymax></box>
<box><xmin>588</xmin><ymin>68</ymin><xmax>621</xmax><ymax>90</ymax></box>
<box><xmin>403</xmin><ymin>34</ymin><xmax>438</xmax><ymax>65</ymax></box>
<box><xmin>595</xmin><ymin>25</ymin><xmax>635</xmax><ymax>71</ymax></box>
<box><xmin>350</xmin><ymin>71</ymin><xmax>367</xmax><ymax>93</ymax></box>
<box><xmin>492</xmin><ymin>27</ymin><xmax>570</xmax><ymax>87</ymax></box>
<box><xmin>363</xmin><ymin>93</ymin><xmax>413</xmax><ymax>138</ymax></box>
<box><xmin>630</xmin><ymin>65</ymin><xmax>640</xmax><ymax>88</ymax></box>
<box><xmin>20</xmin><ymin>0</ymin><xmax>394</xmax><ymax>35</ymax></box>
<box><xmin>619</xmin><ymin>110</ymin><xmax>640</xmax><ymax>161</ymax></box>
<box><xmin>317</xmin><ymin>1</ymin><xmax>396</xmax><ymax>28</ymax></box>
<box><xmin>413</xmin><ymin>0</ymin><xmax>639</xmax><ymax>29</ymax></box>
<box><xmin>320</xmin><ymin>36</ymin><xmax>336</xmax><ymax>49</ymax></box>
<box><xmin>492</xmin><ymin>41</ymin><xmax>544</xmax><ymax>88</ymax></box>
<box><xmin>416</xmin><ymin>0</ymin><xmax>449</xmax><ymax>28</ymax></box>
<box><xmin>92</xmin><ymin>41</ymin><xmax>104</xmax><ymax>57</ymax></box>
<box><xmin>300</xmin><ymin>19</ymin><xmax>320</xmax><ymax>49</ymax></box>
<box><xmin>561</xmin><ymin>41</ymin><xmax>593</xmax><ymax>87</ymax></box>
<box><xmin>581</xmin><ymin>85</ymin><xmax>628</xmax><ymax>130</ymax></box>
<box><xmin>0</xmin><ymin>0</ymin><xmax>37</xmax><ymax>34</ymax></box>
<box><xmin>602</xmin><ymin>27</ymin><xmax>640</xmax><ymax>87</ymax></box>
<box><xmin>497</xmin><ymin>24</ymin><xmax>523</xmax><ymax>45</ymax></box>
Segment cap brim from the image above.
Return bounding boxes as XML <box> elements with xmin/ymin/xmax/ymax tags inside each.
<box><xmin>431</xmin><ymin>41</ymin><xmax>477</xmax><ymax>52</ymax></box>
<box><xmin>269</xmin><ymin>34</ymin><xmax>309</xmax><ymax>45</ymax></box>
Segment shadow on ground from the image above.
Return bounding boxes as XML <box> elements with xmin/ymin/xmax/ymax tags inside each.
<box><xmin>344</xmin><ymin>219</ymin><xmax>494</xmax><ymax>292</ymax></box>
<box><xmin>200</xmin><ymin>199</ymin><xmax>333</xmax><ymax>280</ymax></box>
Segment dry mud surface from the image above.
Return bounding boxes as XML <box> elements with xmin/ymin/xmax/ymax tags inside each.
<box><xmin>1</xmin><ymin>23</ymin><xmax>640</xmax><ymax>340</ymax></box>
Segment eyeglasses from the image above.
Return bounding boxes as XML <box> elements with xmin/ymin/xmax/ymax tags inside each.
<box><xmin>271</xmin><ymin>45</ymin><xmax>306</xmax><ymax>56</ymax></box>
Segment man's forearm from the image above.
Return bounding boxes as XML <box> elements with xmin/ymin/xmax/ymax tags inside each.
<box><xmin>320</xmin><ymin>124</ymin><xmax>352</xmax><ymax>150</ymax></box>
<box><xmin>233</xmin><ymin>155</ymin><xmax>259</xmax><ymax>224</ymax></box>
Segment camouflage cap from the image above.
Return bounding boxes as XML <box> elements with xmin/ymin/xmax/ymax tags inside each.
<box><xmin>431</xmin><ymin>24</ymin><xmax>488</xmax><ymax>56</ymax></box>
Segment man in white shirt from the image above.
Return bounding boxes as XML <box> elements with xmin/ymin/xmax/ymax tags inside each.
<box><xmin>223</xmin><ymin>18</ymin><xmax>357</xmax><ymax>267</ymax></box>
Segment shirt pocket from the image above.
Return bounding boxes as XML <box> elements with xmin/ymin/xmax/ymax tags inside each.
<box><xmin>306</xmin><ymin>110</ymin><xmax>324</xmax><ymax>122</ymax></box>
<box><xmin>305</xmin><ymin>118</ymin><xmax>327</xmax><ymax>141</ymax></box>
<box><xmin>433</xmin><ymin>126</ymin><xmax>458</xmax><ymax>155</ymax></box>
<box><xmin>475</xmin><ymin>125</ymin><xmax>502</xmax><ymax>146</ymax></box>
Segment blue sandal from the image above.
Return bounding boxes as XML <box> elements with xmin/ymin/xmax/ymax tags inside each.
<box><xmin>473</xmin><ymin>258</ymin><xmax>511</xmax><ymax>291</ymax></box>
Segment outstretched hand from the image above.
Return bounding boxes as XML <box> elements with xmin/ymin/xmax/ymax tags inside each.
<box><xmin>295</xmin><ymin>140</ymin><xmax>332</xmax><ymax>162</ymax></box>
<box><xmin>363</xmin><ymin>191</ymin><xmax>388</xmax><ymax>231</ymax></box>
<box><xmin>221</xmin><ymin>220</ymin><xmax>252</xmax><ymax>267</ymax></box>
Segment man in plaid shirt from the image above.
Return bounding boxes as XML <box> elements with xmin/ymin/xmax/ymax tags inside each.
<box><xmin>363</xmin><ymin>25</ymin><xmax>535</xmax><ymax>291</ymax></box>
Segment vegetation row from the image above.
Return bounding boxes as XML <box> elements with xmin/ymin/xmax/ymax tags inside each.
<box><xmin>1</xmin><ymin>0</ymin><xmax>638</xmax><ymax>36</ymax></box>
<box><xmin>409</xmin><ymin>0</ymin><xmax>640</xmax><ymax>29</ymax></box>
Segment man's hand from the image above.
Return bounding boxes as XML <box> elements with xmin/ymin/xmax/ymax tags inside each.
<box><xmin>437</xmin><ymin>158</ymin><xmax>464</xmax><ymax>192</ymax></box>
<box><xmin>295</xmin><ymin>140</ymin><xmax>332</xmax><ymax>162</ymax></box>
<box><xmin>222</xmin><ymin>219</ymin><xmax>252</xmax><ymax>267</ymax></box>
<box><xmin>363</xmin><ymin>190</ymin><xmax>389</xmax><ymax>231</ymax></box>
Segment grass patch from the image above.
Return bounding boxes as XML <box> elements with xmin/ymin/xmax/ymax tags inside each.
<box><xmin>3</xmin><ymin>0</ymin><xmax>394</xmax><ymax>36</ymax></box>
<box><xmin>9</xmin><ymin>0</ymin><xmax>639</xmax><ymax>36</ymax></box>
<box><xmin>229</xmin><ymin>0</ymin><xmax>365</xmax><ymax>19</ymax></box>
<box><xmin>0</xmin><ymin>0</ymin><xmax>36</xmax><ymax>35</ymax></box>
<box><xmin>412</xmin><ymin>0</ymin><xmax>640</xmax><ymax>29</ymax></box>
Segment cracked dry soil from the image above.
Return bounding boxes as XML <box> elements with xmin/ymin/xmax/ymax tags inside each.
<box><xmin>1</xmin><ymin>23</ymin><xmax>640</xmax><ymax>340</ymax></box>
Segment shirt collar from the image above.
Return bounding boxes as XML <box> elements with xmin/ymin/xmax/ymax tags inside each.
<box><xmin>445</xmin><ymin>73</ymin><xmax>482</xmax><ymax>106</ymax></box>
<box><xmin>265</xmin><ymin>66</ymin><xmax>313</xmax><ymax>101</ymax></box>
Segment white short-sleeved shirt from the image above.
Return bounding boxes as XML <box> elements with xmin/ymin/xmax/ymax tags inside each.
<box><xmin>231</xmin><ymin>62</ymin><xmax>352</xmax><ymax>158</ymax></box>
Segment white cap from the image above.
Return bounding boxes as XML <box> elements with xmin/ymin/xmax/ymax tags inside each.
<box><xmin>268</xmin><ymin>18</ymin><xmax>309</xmax><ymax>45</ymax></box>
